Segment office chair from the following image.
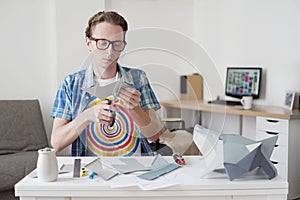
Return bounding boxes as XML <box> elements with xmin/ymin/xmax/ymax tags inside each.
<box><xmin>161</xmin><ymin>117</ymin><xmax>185</xmax><ymax>130</ymax></box>
<box><xmin>159</xmin><ymin>106</ymin><xmax>185</xmax><ymax>131</ymax></box>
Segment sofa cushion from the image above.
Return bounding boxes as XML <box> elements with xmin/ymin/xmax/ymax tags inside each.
<box><xmin>0</xmin><ymin>100</ymin><xmax>48</xmax><ymax>155</ymax></box>
<box><xmin>0</xmin><ymin>151</ymin><xmax>38</xmax><ymax>191</ymax></box>
<box><xmin>0</xmin><ymin>189</ymin><xmax>18</xmax><ymax>200</ymax></box>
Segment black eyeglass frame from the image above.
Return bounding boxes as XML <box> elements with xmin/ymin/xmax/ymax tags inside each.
<box><xmin>89</xmin><ymin>37</ymin><xmax>127</xmax><ymax>52</ymax></box>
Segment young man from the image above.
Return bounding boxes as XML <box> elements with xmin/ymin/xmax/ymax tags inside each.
<box><xmin>50</xmin><ymin>11</ymin><xmax>163</xmax><ymax>156</ymax></box>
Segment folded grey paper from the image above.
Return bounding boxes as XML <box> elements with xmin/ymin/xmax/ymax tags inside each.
<box><xmin>137</xmin><ymin>154</ymin><xmax>181</xmax><ymax>180</ymax></box>
<box><xmin>111</xmin><ymin>158</ymin><xmax>152</xmax><ymax>174</ymax></box>
<box><xmin>85</xmin><ymin>158</ymin><xmax>118</xmax><ymax>181</ymax></box>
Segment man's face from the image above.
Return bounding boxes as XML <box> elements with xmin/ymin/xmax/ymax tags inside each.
<box><xmin>86</xmin><ymin>22</ymin><xmax>125</xmax><ymax>76</ymax></box>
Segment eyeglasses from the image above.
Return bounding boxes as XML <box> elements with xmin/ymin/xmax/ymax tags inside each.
<box><xmin>89</xmin><ymin>37</ymin><xmax>127</xmax><ymax>52</ymax></box>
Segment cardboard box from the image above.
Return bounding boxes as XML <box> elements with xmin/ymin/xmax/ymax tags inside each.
<box><xmin>180</xmin><ymin>73</ymin><xmax>203</xmax><ymax>100</ymax></box>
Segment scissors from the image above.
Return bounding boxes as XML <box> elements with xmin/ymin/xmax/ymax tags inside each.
<box><xmin>106</xmin><ymin>77</ymin><xmax>124</xmax><ymax>127</ymax></box>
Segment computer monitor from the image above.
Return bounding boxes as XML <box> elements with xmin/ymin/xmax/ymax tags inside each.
<box><xmin>225</xmin><ymin>67</ymin><xmax>262</xmax><ymax>99</ymax></box>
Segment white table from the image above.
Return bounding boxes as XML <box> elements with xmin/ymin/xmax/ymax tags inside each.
<box><xmin>15</xmin><ymin>156</ymin><xmax>288</xmax><ymax>200</ymax></box>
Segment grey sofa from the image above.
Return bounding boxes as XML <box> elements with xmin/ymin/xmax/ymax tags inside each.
<box><xmin>0</xmin><ymin>100</ymin><xmax>49</xmax><ymax>200</ymax></box>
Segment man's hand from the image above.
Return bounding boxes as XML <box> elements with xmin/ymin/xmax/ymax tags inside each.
<box><xmin>88</xmin><ymin>100</ymin><xmax>115</xmax><ymax>125</ymax></box>
<box><xmin>118</xmin><ymin>87</ymin><xmax>141</xmax><ymax>109</ymax></box>
<box><xmin>118</xmin><ymin>87</ymin><xmax>161</xmax><ymax>142</ymax></box>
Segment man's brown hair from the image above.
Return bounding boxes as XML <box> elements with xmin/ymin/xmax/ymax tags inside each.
<box><xmin>85</xmin><ymin>11</ymin><xmax>128</xmax><ymax>39</ymax></box>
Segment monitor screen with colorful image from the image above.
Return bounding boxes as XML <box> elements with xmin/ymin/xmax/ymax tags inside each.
<box><xmin>225</xmin><ymin>67</ymin><xmax>262</xmax><ymax>99</ymax></box>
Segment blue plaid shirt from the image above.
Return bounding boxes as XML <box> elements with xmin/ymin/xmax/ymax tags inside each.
<box><xmin>50</xmin><ymin>63</ymin><xmax>160</xmax><ymax>156</ymax></box>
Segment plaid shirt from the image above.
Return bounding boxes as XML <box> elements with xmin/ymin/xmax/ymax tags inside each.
<box><xmin>50</xmin><ymin>63</ymin><xmax>160</xmax><ymax>156</ymax></box>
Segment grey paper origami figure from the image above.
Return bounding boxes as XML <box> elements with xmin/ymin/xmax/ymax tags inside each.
<box><xmin>193</xmin><ymin>125</ymin><xmax>278</xmax><ymax>181</ymax></box>
<box><xmin>220</xmin><ymin>134</ymin><xmax>278</xmax><ymax>181</ymax></box>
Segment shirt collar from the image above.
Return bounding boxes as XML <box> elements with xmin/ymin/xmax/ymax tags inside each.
<box><xmin>83</xmin><ymin>63</ymin><xmax>134</xmax><ymax>89</ymax></box>
<box><xmin>82</xmin><ymin>63</ymin><xmax>94</xmax><ymax>89</ymax></box>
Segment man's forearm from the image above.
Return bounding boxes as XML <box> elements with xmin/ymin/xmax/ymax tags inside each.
<box><xmin>51</xmin><ymin>109</ymin><xmax>91</xmax><ymax>152</ymax></box>
<box><xmin>129</xmin><ymin>107</ymin><xmax>163</xmax><ymax>142</ymax></box>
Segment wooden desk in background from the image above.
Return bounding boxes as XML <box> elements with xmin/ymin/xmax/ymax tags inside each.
<box><xmin>160</xmin><ymin>99</ymin><xmax>300</xmax><ymax>199</ymax></box>
<box><xmin>160</xmin><ymin>99</ymin><xmax>300</xmax><ymax>120</ymax></box>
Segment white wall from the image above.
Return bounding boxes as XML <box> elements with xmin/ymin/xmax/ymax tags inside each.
<box><xmin>0</xmin><ymin>0</ymin><xmax>57</xmax><ymax>141</ymax></box>
<box><xmin>0</xmin><ymin>0</ymin><xmax>104</xmax><ymax>152</ymax></box>
<box><xmin>56</xmin><ymin>0</ymin><xmax>104</xmax><ymax>82</ymax></box>
<box><xmin>107</xmin><ymin>0</ymin><xmax>201</xmax><ymax>102</ymax></box>
<box><xmin>194</xmin><ymin>0</ymin><xmax>300</xmax><ymax>106</ymax></box>
<box><xmin>107</xmin><ymin>0</ymin><xmax>300</xmax><ymax>134</ymax></box>
<box><xmin>108</xmin><ymin>0</ymin><xmax>300</xmax><ymax>107</ymax></box>
<box><xmin>1</xmin><ymin>0</ymin><xmax>299</xmax><ymax>153</ymax></box>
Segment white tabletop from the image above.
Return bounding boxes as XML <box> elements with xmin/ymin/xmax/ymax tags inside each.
<box><xmin>15</xmin><ymin>156</ymin><xmax>288</xmax><ymax>199</ymax></box>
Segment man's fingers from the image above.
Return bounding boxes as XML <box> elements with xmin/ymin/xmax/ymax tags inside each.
<box><xmin>119</xmin><ymin>87</ymin><xmax>141</xmax><ymax>105</ymax></box>
<box><xmin>92</xmin><ymin>103</ymin><xmax>115</xmax><ymax>124</ymax></box>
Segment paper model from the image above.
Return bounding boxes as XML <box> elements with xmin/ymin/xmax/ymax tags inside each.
<box><xmin>220</xmin><ymin>134</ymin><xmax>278</xmax><ymax>180</ymax></box>
<box><xmin>193</xmin><ymin>125</ymin><xmax>278</xmax><ymax>181</ymax></box>
<box><xmin>192</xmin><ymin>125</ymin><xmax>224</xmax><ymax>176</ymax></box>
